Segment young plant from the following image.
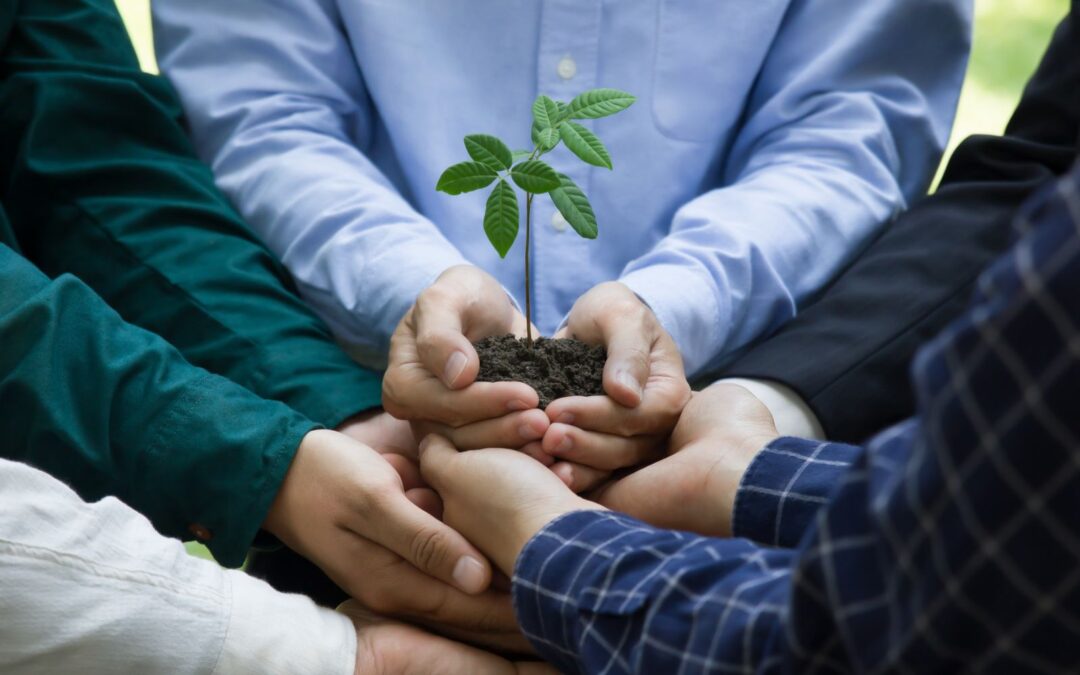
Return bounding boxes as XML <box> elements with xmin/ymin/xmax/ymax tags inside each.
<box><xmin>436</xmin><ymin>88</ymin><xmax>636</xmax><ymax>345</ymax></box>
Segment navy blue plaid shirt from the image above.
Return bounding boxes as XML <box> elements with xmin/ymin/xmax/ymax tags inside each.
<box><xmin>512</xmin><ymin>164</ymin><xmax>1080</xmax><ymax>674</ymax></box>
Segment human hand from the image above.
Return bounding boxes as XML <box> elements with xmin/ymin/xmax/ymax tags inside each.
<box><xmin>382</xmin><ymin>265</ymin><xmax>551</xmax><ymax>452</ymax></box>
<box><xmin>537</xmin><ymin>282</ymin><xmax>691</xmax><ymax>491</ymax></box>
<box><xmin>263</xmin><ymin>430</ymin><xmax>528</xmax><ymax>652</ymax></box>
<box><xmin>336</xmin><ymin>409</ymin><xmax>418</xmax><ymax>459</ymax></box>
<box><xmin>418</xmin><ymin>435</ymin><xmax>602</xmax><ymax>575</ymax></box>
<box><xmin>591</xmin><ymin>383</ymin><xmax>779</xmax><ymax>537</ymax></box>
<box><xmin>341</xmin><ymin>602</ymin><xmax>555</xmax><ymax>675</ymax></box>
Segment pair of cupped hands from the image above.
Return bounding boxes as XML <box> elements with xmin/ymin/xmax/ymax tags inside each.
<box><xmin>261</xmin><ymin>266</ymin><xmax>780</xmax><ymax>673</ymax></box>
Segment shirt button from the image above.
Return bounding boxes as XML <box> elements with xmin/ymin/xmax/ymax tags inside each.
<box><xmin>551</xmin><ymin>211</ymin><xmax>568</xmax><ymax>232</ymax></box>
<box><xmin>188</xmin><ymin>523</ymin><xmax>213</xmax><ymax>542</ymax></box>
<box><xmin>557</xmin><ymin>56</ymin><xmax>577</xmax><ymax>80</ymax></box>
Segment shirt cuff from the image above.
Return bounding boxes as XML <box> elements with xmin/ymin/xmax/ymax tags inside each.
<box><xmin>619</xmin><ymin>263</ymin><xmax>725</xmax><ymax>377</ymax></box>
<box><xmin>147</xmin><ymin>372</ymin><xmax>317</xmax><ymax>568</ymax></box>
<box><xmin>731</xmin><ymin>436</ymin><xmax>862</xmax><ymax>547</ymax></box>
<box><xmin>717</xmin><ymin>378</ymin><xmax>825</xmax><ymax>440</ymax></box>
<box><xmin>217</xmin><ymin>570</ymin><xmax>355</xmax><ymax>675</ymax></box>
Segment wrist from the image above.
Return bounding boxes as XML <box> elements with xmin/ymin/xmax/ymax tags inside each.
<box><xmin>262</xmin><ymin>428</ymin><xmax>327</xmax><ymax>543</ymax></box>
<box><xmin>703</xmin><ymin>432</ymin><xmax>777</xmax><ymax>537</ymax></box>
<box><xmin>507</xmin><ymin>497</ymin><xmax>604</xmax><ymax>572</ymax></box>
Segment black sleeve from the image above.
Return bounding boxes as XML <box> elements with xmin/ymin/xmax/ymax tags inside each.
<box><xmin>720</xmin><ymin>7</ymin><xmax>1080</xmax><ymax>443</ymax></box>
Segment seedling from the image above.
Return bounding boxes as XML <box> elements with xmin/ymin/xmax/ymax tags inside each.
<box><xmin>436</xmin><ymin>88</ymin><xmax>636</xmax><ymax>345</ymax></box>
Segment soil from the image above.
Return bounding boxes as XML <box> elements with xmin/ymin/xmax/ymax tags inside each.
<box><xmin>474</xmin><ymin>335</ymin><xmax>606</xmax><ymax>409</ymax></box>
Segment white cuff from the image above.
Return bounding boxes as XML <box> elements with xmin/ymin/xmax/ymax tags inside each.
<box><xmin>718</xmin><ymin>378</ymin><xmax>825</xmax><ymax>440</ymax></box>
<box><xmin>216</xmin><ymin>570</ymin><xmax>356</xmax><ymax>675</ymax></box>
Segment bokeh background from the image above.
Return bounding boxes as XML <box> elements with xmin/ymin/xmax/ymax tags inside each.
<box><xmin>113</xmin><ymin>0</ymin><xmax>1069</xmax><ymax>560</ymax></box>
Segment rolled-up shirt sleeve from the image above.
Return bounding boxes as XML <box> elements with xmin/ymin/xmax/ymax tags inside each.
<box><xmin>0</xmin><ymin>244</ymin><xmax>314</xmax><ymax>567</ymax></box>
<box><xmin>732</xmin><ymin>435</ymin><xmax>865</xmax><ymax>548</ymax></box>
<box><xmin>152</xmin><ymin>0</ymin><xmax>468</xmax><ymax>367</ymax></box>
<box><xmin>620</xmin><ymin>0</ymin><xmax>971</xmax><ymax>375</ymax></box>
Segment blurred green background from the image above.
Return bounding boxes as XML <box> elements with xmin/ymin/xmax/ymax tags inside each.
<box><xmin>112</xmin><ymin>0</ymin><xmax>1069</xmax><ymax>561</ymax></box>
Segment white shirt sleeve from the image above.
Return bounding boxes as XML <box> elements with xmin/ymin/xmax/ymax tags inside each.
<box><xmin>717</xmin><ymin>378</ymin><xmax>826</xmax><ymax>441</ymax></box>
<box><xmin>0</xmin><ymin>458</ymin><xmax>355</xmax><ymax>675</ymax></box>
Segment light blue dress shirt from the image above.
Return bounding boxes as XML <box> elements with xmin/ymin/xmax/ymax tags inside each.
<box><xmin>153</xmin><ymin>0</ymin><xmax>971</xmax><ymax>376</ymax></box>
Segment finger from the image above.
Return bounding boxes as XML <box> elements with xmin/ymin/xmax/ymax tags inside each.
<box><xmin>415</xmin><ymin>433</ymin><xmax>460</xmax><ymax>493</ymax></box>
<box><xmin>326</xmin><ymin>536</ymin><xmax>520</xmax><ymax>647</ymax></box>
<box><xmin>546</xmin><ymin>393</ymin><xmax>680</xmax><ymax>438</ymax></box>
<box><xmin>600</xmin><ymin>328</ymin><xmax>654</xmax><ymax>408</ymax></box>
<box><xmin>412</xmin><ymin>409</ymin><xmax>550</xmax><ymax>450</ymax></box>
<box><xmin>341</xmin><ymin>601</ymin><xmax>543</xmax><ymax>671</ymax></box>
<box><xmin>519</xmin><ymin>441</ymin><xmax>556</xmax><ymax>467</ymax></box>
<box><xmin>385</xmin><ymin>366</ymin><xmax>539</xmax><ymax>426</ymax></box>
<box><xmin>405</xmin><ymin>615</ymin><xmax>536</xmax><ymax>656</ymax></box>
<box><xmin>550</xmin><ymin>461</ymin><xmax>611</xmax><ymax>493</ymax></box>
<box><xmin>406</xmin><ymin>487</ymin><xmax>443</xmax><ymax>519</ymax></box>
<box><xmin>563</xmin><ymin>290</ymin><xmax>652</xmax><ymax>408</ymax></box>
<box><xmin>413</xmin><ymin>279</ymin><xmax>516</xmax><ymax>390</ymax></box>
<box><xmin>541</xmin><ymin>422</ymin><xmax>663</xmax><ymax>470</ymax></box>
<box><xmin>363</xmin><ymin>479</ymin><xmax>493</xmax><ymax>595</ymax></box>
<box><xmin>383</xmin><ymin>453</ymin><xmax>425</xmax><ymax>491</ymax></box>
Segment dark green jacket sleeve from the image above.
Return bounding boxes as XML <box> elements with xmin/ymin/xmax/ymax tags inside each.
<box><xmin>0</xmin><ymin>0</ymin><xmax>380</xmax><ymax>428</ymax></box>
<box><xmin>0</xmin><ymin>242</ymin><xmax>312</xmax><ymax>567</ymax></box>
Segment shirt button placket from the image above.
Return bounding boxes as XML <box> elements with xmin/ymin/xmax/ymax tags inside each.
<box><xmin>534</xmin><ymin>0</ymin><xmax>601</xmax><ymax>330</ymax></box>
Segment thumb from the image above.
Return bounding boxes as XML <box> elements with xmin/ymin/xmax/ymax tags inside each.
<box><xmin>417</xmin><ymin>433</ymin><xmax>459</xmax><ymax>492</ymax></box>
<box><xmin>412</xmin><ymin>299</ymin><xmax>481</xmax><ymax>391</ymax></box>
<box><xmin>602</xmin><ymin>330</ymin><xmax>651</xmax><ymax>408</ymax></box>
<box><xmin>367</xmin><ymin>489</ymin><xmax>493</xmax><ymax>595</ymax></box>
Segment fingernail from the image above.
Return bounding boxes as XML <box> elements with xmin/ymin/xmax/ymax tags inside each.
<box><xmin>555</xmin><ymin>465</ymin><xmax>574</xmax><ymax>488</ymax></box>
<box><xmin>616</xmin><ymin>369</ymin><xmax>643</xmax><ymax>400</ymax></box>
<box><xmin>557</xmin><ymin>412</ymin><xmax>575</xmax><ymax>425</ymax></box>
<box><xmin>507</xmin><ymin>399</ymin><xmax>530</xmax><ymax>412</ymax></box>
<box><xmin>551</xmin><ymin>435</ymin><xmax>572</xmax><ymax>455</ymax></box>
<box><xmin>519</xmin><ymin>421</ymin><xmax>543</xmax><ymax>440</ymax></box>
<box><xmin>444</xmin><ymin>351</ymin><xmax>468</xmax><ymax>388</ymax></box>
<box><xmin>417</xmin><ymin>435</ymin><xmax>433</xmax><ymax>457</ymax></box>
<box><xmin>453</xmin><ymin>555</ymin><xmax>487</xmax><ymax>594</ymax></box>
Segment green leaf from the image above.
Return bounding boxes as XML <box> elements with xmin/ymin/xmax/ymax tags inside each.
<box><xmin>537</xmin><ymin>127</ymin><xmax>560</xmax><ymax>151</ymax></box>
<box><xmin>566</xmin><ymin>88</ymin><xmax>636</xmax><ymax>120</ymax></box>
<box><xmin>532</xmin><ymin>95</ymin><xmax>561</xmax><ymax>131</ymax></box>
<box><xmin>556</xmin><ymin>101</ymin><xmax>570</xmax><ymax>121</ymax></box>
<box><xmin>549</xmin><ymin>173</ymin><xmax>597</xmax><ymax>239</ymax></box>
<box><xmin>510</xmin><ymin>159</ymin><xmax>560</xmax><ymax>194</ymax></box>
<box><xmin>511</xmin><ymin>149</ymin><xmax>533</xmax><ymax>161</ymax></box>
<box><xmin>483</xmin><ymin>180</ymin><xmax>520</xmax><ymax>258</ymax></box>
<box><xmin>464</xmin><ymin>134</ymin><xmax>513</xmax><ymax>172</ymax></box>
<box><xmin>559</xmin><ymin>122</ymin><xmax>613</xmax><ymax>169</ymax></box>
<box><xmin>435</xmin><ymin>161</ymin><xmax>498</xmax><ymax>195</ymax></box>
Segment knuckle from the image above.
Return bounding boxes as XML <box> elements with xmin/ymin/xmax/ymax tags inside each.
<box><xmin>409</xmin><ymin>527</ymin><xmax>452</xmax><ymax>573</ymax></box>
<box><xmin>380</xmin><ymin>377</ymin><xmax>415</xmax><ymax>419</ymax></box>
<box><xmin>363</xmin><ymin>584</ymin><xmax>402</xmax><ymax>615</ymax></box>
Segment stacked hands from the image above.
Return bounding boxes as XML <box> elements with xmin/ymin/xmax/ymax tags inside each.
<box><xmin>263</xmin><ymin>265</ymin><xmax>778</xmax><ymax>671</ymax></box>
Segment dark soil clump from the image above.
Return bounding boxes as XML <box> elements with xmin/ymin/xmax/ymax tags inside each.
<box><xmin>474</xmin><ymin>335</ymin><xmax>606</xmax><ymax>408</ymax></box>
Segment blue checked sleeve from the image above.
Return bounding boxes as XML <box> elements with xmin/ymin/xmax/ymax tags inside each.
<box><xmin>513</xmin><ymin>510</ymin><xmax>794</xmax><ymax>675</ymax></box>
<box><xmin>513</xmin><ymin>167</ymin><xmax>1080</xmax><ymax>673</ymax></box>
<box><xmin>732</xmin><ymin>437</ymin><xmax>864</xmax><ymax>547</ymax></box>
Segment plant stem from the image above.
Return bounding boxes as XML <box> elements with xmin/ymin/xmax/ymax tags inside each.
<box><xmin>524</xmin><ymin>192</ymin><xmax>534</xmax><ymax>347</ymax></box>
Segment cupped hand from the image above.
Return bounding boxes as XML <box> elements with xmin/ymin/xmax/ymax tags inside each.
<box><xmin>591</xmin><ymin>383</ymin><xmax>779</xmax><ymax>537</ymax></box>
<box><xmin>382</xmin><ymin>265</ymin><xmax>549</xmax><ymax>450</ymax></box>
<box><xmin>418</xmin><ymin>435</ymin><xmax>601</xmax><ymax>575</ymax></box>
<box><xmin>540</xmin><ymin>282</ymin><xmax>691</xmax><ymax>491</ymax></box>
<box><xmin>341</xmin><ymin>602</ymin><xmax>555</xmax><ymax>675</ymax></box>
<box><xmin>263</xmin><ymin>430</ymin><xmax>528</xmax><ymax>652</ymax></box>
